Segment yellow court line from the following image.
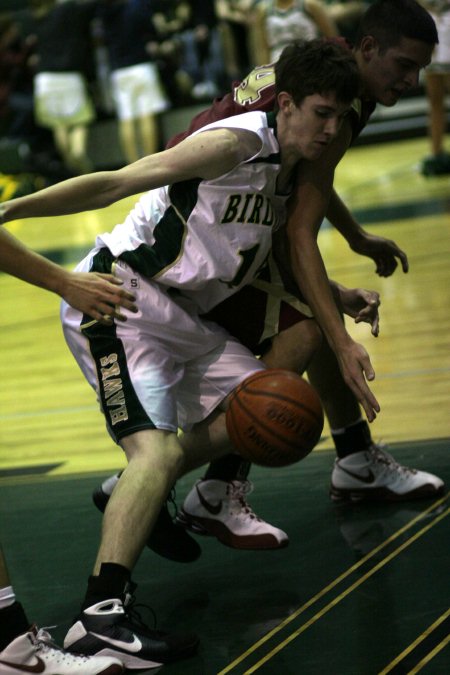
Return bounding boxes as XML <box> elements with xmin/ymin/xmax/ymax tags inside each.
<box><xmin>378</xmin><ymin>607</ymin><xmax>450</xmax><ymax>675</ymax></box>
<box><xmin>217</xmin><ymin>497</ymin><xmax>449</xmax><ymax>675</ymax></box>
<box><xmin>407</xmin><ymin>634</ymin><xmax>450</xmax><ymax>674</ymax></box>
<box><xmin>242</xmin><ymin>507</ymin><xmax>450</xmax><ymax>674</ymax></box>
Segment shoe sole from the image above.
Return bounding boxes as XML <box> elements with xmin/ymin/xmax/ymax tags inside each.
<box><xmin>66</xmin><ymin>640</ymin><xmax>198</xmax><ymax>670</ymax></box>
<box><xmin>330</xmin><ymin>483</ymin><xmax>446</xmax><ymax>503</ymax></box>
<box><xmin>87</xmin><ymin>647</ymin><xmax>163</xmax><ymax>670</ymax></box>
<box><xmin>177</xmin><ymin>510</ymin><xmax>289</xmax><ymax>550</ymax></box>
<box><xmin>65</xmin><ymin>621</ymin><xmax>199</xmax><ymax>669</ymax></box>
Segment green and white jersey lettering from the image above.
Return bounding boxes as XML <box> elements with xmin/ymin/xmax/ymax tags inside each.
<box><xmin>96</xmin><ymin>111</ymin><xmax>290</xmax><ymax>314</ymax></box>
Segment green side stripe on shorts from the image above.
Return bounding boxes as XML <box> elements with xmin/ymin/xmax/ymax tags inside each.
<box><xmin>81</xmin><ymin>252</ymin><xmax>155</xmax><ymax>441</ymax></box>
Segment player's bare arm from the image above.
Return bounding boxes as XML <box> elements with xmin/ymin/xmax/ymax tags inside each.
<box><xmin>288</xmin><ymin>201</ymin><xmax>380</xmax><ymax>421</ymax></box>
<box><xmin>0</xmin><ymin>227</ymin><xmax>137</xmax><ymax>323</ymax></box>
<box><xmin>133</xmin><ymin>127</ymin><xmax>264</xmax><ymax>184</ymax></box>
<box><xmin>284</xmin><ymin>125</ymin><xmax>380</xmax><ymax>421</ymax></box>
<box><xmin>305</xmin><ymin>0</ymin><xmax>339</xmax><ymax>37</ymax></box>
<box><xmin>0</xmin><ymin>128</ymin><xmax>262</xmax><ymax>224</ymax></box>
<box><xmin>327</xmin><ymin>189</ymin><xmax>409</xmax><ymax>275</ymax></box>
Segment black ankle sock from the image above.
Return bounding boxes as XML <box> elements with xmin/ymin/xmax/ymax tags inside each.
<box><xmin>204</xmin><ymin>454</ymin><xmax>251</xmax><ymax>482</ymax></box>
<box><xmin>82</xmin><ymin>563</ymin><xmax>131</xmax><ymax>610</ymax></box>
<box><xmin>0</xmin><ymin>602</ymin><xmax>30</xmax><ymax>650</ymax></box>
<box><xmin>332</xmin><ymin>420</ymin><xmax>372</xmax><ymax>459</ymax></box>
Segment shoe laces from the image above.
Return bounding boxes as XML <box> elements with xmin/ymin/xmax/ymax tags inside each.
<box><xmin>32</xmin><ymin>627</ymin><xmax>92</xmax><ymax>662</ymax></box>
<box><xmin>369</xmin><ymin>442</ymin><xmax>416</xmax><ymax>476</ymax></box>
<box><xmin>123</xmin><ymin>583</ymin><xmax>158</xmax><ymax>633</ymax></box>
<box><xmin>227</xmin><ymin>480</ymin><xmax>262</xmax><ymax>521</ymax></box>
<box><xmin>32</xmin><ymin>627</ymin><xmax>57</xmax><ymax>648</ymax></box>
<box><xmin>166</xmin><ymin>485</ymin><xmax>179</xmax><ymax>520</ymax></box>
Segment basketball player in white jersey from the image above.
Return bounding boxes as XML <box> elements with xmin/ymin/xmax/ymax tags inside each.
<box><xmin>0</xmin><ymin>40</ymin><xmax>365</xmax><ymax>667</ymax></box>
<box><xmin>93</xmin><ymin>1</ymin><xmax>444</xmax><ymax>560</ymax></box>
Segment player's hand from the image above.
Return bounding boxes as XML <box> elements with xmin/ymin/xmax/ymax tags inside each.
<box><xmin>336</xmin><ymin>337</ymin><xmax>380</xmax><ymax>422</ymax></box>
<box><xmin>350</xmin><ymin>231</ymin><xmax>409</xmax><ymax>277</ymax></box>
<box><xmin>340</xmin><ymin>287</ymin><xmax>381</xmax><ymax>337</ymax></box>
<box><xmin>61</xmin><ymin>272</ymin><xmax>138</xmax><ymax>324</ymax></box>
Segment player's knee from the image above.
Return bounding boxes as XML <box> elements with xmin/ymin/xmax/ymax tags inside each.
<box><xmin>122</xmin><ymin>429</ymin><xmax>184</xmax><ymax>474</ymax></box>
<box><xmin>284</xmin><ymin>317</ymin><xmax>322</xmax><ymax>349</ymax></box>
<box><xmin>301</xmin><ymin>319</ymin><xmax>322</xmax><ymax>351</ymax></box>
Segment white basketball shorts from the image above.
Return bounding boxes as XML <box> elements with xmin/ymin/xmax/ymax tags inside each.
<box><xmin>110</xmin><ymin>62</ymin><xmax>169</xmax><ymax>121</ymax></box>
<box><xmin>429</xmin><ymin>10</ymin><xmax>450</xmax><ymax>71</ymax></box>
<box><xmin>61</xmin><ymin>247</ymin><xmax>264</xmax><ymax>442</ymax></box>
<box><xmin>34</xmin><ymin>71</ymin><xmax>95</xmax><ymax>128</ymax></box>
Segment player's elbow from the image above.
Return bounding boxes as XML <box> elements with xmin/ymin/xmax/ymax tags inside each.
<box><xmin>213</xmin><ymin>129</ymin><xmax>244</xmax><ymax>163</ymax></box>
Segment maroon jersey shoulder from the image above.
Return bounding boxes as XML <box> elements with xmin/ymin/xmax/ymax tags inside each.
<box><xmin>166</xmin><ymin>91</ymin><xmax>246</xmax><ymax>147</ymax></box>
<box><xmin>166</xmin><ymin>65</ymin><xmax>277</xmax><ymax>148</ymax></box>
<box><xmin>167</xmin><ymin>40</ymin><xmax>376</xmax><ymax>148</ymax></box>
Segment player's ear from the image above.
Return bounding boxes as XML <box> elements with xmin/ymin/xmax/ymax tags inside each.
<box><xmin>277</xmin><ymin>91</ymin><xmax>294</xmax><ymax>114</ymax></box>
<box><xmin>359</xmin><ymin>35</ymin><xmax>379</xmax><ymax>62</ymax></box>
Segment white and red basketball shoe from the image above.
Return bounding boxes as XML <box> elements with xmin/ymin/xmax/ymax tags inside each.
<box><xmin>177</xmin><ymin>479</ymin><xmax>289</xmax><ymax>549</ymax></box>
<box><xmin>330</xmin><ymin>443</ymin><xmax>445</xmax><ymax>502</ymax></box>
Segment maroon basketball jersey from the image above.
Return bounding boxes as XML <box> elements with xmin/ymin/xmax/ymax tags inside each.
<box><xmin>167</xmin><ymin>41</ymin><xmax>375</xmax><ymax>148</ymax></box>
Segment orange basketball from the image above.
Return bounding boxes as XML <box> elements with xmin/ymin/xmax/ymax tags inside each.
<box><xmin>226</xmin><ymin>369</ymin><xmax>324</xmax><ymax>467</ymax></box>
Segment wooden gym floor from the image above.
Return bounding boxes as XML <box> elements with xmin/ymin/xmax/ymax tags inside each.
<box><xmin>0</xmin><ymin>134</ymin><xmax>449</xmax><ymax>673</ymax></box>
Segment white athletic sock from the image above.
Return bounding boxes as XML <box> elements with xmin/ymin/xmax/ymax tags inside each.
<box><xmin>0</xmin><ymin>585</ymin><xmax>16</xmax><ymax>609</ymax></box>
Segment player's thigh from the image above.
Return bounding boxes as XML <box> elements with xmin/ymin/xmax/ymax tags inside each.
<box><xmin>178</xmin><ymin>334</ymin><xmax>265</xmax><ymax>429</ymax></box>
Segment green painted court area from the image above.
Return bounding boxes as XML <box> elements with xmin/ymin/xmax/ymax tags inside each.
<box><xmin>1</xmin><ymin>440</ymin><xmax>448</xmax><ymax>674</ymax></box>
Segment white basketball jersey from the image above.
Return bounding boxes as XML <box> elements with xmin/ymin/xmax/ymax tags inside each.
<box><xmin>263</xmin><ymin>0</ymin><xmax>318</xmax><ymax>62</ymax></box>
<box><xmin>96</xmin><ymin>111</ymin><xmax>290</xmax><ymax>314</ymax></box>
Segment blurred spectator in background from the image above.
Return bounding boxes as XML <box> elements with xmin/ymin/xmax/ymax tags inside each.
<box><xmin>97</xmin><ymin>0</ymin><xmax>169</xmax><ymax>164</ymax></box>
<box><xmin>147</xmin><ymin>0</ymin><xmax>193</xmax><ymax>106</ymax></box>
<box><xmin>181</xmin><ymin>0</ymin><xmax>226</xmax><ymax>100</ymax></box>
<box><xmin>421</xmin><ymin>0</ymin><xmax>450</xmax><ymax>175</ymax></box>
<box><xmin>0</xmin><ymin>14</ymin><xmax>35</xmax><ymax>141</ymax></box>
<box><xmin>251</xmin><ymin>0</ymin><xmax>338</xmax><ymax>65</ymax></box>
<box><xmin>215</xmin><ymin>0</ymin><xmax>253</xmax><ymax>78</ymax></box>
<box><xmin>29</xmin><ymin>0</ymin><xmax>98</xmax><ymax>175</ymax></box>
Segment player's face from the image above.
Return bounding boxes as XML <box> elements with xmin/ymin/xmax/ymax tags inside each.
<box><xmin>284</xmin><ymin>93</ymin><xmax>351</xmax><ymax>161</ymax></box>
<box><xmin>361</xmin><ymin>36</ymin><xmax>433</xmax><ymax>106</ymax></box>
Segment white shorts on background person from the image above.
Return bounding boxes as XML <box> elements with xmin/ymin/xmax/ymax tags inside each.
<box><xmin>110</xmin><ymin>62</ymin><xmax>170</xmax><ymax>121</ymax></box>
<box><xmin>428</xmin><ymin>9</ymin><xmax>450</xmax><ymax>71</ymax></box>
<box><xmin>34</xmin><ymin>71</ymin><xmax>95</xmax><ymax>128</ymax></box>
<box><xmin>61</xmin><ymin>249</ymin><xmax>264</xmax><ymax>442</ymax></box>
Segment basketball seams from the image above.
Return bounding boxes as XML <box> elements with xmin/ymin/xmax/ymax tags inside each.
<box><xmin>237</xmin><ymin>388</ymin><xmax>323</xmax><ymax>424</ymax></box>
<box><xmin>229</xmin><ymin>394</ymin><xmax>316</xmax><ymax>452</ymax></box>
<box><xmin>226</xmin><ymin>368</ymin><xmax>324</xmax><ymax>467</ymax></box>
<box><xmin>235</xmin><ymin>369</ymin><xmax>323</xmax><ymax>424</ymax></box>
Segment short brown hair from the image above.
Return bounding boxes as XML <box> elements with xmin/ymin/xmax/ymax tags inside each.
<box><xmin>354</xmin><ymin>0</ymin><xmax>438</xmax><ymax>51</ymax></box>
<box><xmin>275</xmin><ymin>39</ymin><xmax>360</xmax><ymax>107</ymax></box>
